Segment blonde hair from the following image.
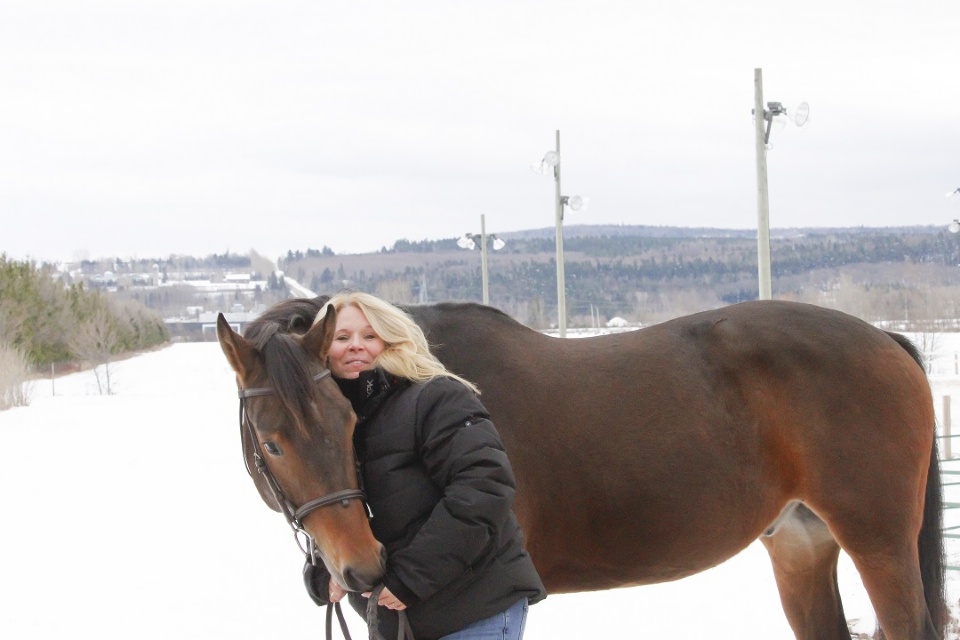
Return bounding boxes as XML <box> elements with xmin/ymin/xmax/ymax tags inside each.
<box><xmin>317</xmin><ymin>292</ymin><xmax>479</xmax><ymax>394</ymax></box>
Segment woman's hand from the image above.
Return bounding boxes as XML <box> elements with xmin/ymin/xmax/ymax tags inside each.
<box><xmin>362</xmin><ymin>586</ymin><xmax>407</xmax><ymax>610</ymax></box>
<box><xmin>328</xmin><ymin>578</ymin><xmax>346</xmax><ymax>603</ymax></box>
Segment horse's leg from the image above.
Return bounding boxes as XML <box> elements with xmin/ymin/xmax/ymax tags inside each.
<box><xmin>761</xmin><ymin>503</ymin><xmax>851</xmax><ymax>640</ymax></box>
<box><xmin>844</xmin><ymin>547</ymin><xmax>939</xmax><ymax>640</ymax></box>
<box><xmin>838</xmin><ymin>444</ymin><xmax>944</xmax><ymax>640</ymax></box>
<box><xmin>813</xmin><ymin>448</ymin><xmax>942</xmax><ymax>639</ymax></box>
<box><xmin>808</xmin><ymin>496</ymin><xmax>939</xmax><ymax>640</ymax></box>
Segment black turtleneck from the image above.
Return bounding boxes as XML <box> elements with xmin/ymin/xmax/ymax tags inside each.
<box><xmin>333</xmin><ymin>368</ymin><xmax>404</xmax><ymax>424</ymax></box>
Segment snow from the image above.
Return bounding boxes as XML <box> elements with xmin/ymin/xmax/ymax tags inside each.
<box><xmin>2</xmin><ymin>337</ymin><xmax>960</xmax><ymax>639</ymax></box>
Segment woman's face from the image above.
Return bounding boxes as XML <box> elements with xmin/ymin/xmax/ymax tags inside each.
<box><xmin>327</xmin><ymin>305</ymin><xmax>386</xmax><ymax>379</ymax></box>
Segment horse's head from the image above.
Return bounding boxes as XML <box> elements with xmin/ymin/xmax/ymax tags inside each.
<box><xmin>216</xmin><ymin>305</ymin><xmax>386</xmax><ymax>592</ymax></box>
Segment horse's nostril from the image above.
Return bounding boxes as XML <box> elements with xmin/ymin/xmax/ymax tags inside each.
<box><xmin>341</xmin><ymin>550</ymin><xmax>387</xmax><ymax>592</ymax></box>
<box><xmin>341</xmin><ymin>567</ymin><xmax>373</xmax><ymax>592</ymax></box>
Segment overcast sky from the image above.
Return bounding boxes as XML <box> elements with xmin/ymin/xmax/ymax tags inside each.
<box><xmin>2</xmin><ymin>1</ymin><xmax>958</xmax><ymax>264</ymax></box>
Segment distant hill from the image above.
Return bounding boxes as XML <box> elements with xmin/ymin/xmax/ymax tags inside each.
<box><xmin>484</xmin><ymin>224</ymin><xmax>947</xmax><ymax>241</ymax></box>
<box><xmin>279</xmin><ymin>224</ymin><xmax>960</xmax><ymax>330</ymax></box>
<box><xmin>72</xmin><ymin>224</ymin><xmax>960</xmax><ymax>336</ymax></box>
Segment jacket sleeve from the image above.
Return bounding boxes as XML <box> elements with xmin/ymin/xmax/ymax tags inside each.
<box><xmin>382</xmin><ymin>377</ymin><xmax>517</xmax><ymax>605</ymax></box>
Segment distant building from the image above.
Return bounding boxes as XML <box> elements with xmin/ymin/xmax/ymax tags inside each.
<box><xmin>164</xmin><ymin>309</ymin><xmax>262</xmax><ymax>340</ymax></box>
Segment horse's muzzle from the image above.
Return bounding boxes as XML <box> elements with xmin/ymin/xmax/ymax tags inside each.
<box><xmin>340</xmin><ymin>544</ymin><xmax>388</xmax><ymax>592</ymax></box>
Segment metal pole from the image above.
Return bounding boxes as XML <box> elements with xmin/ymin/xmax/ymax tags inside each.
<box><xmin>554</xmin><ymin>130</ymin><xmax>566</xmax><ymax>337</ymax></box>
<box><xmin>945</xmin><ymin>395</ymin><xmax>952</xmax><ymax>459</ymax></box>
<box><xmin>754</xmin><ymin>68</ymin><xmax>772</xmax><ymax>300</ymax></box>
<box><xmin>480</xmin><ymin>214</ymin><xmax>489</xmax><ymax>306</ymax></box>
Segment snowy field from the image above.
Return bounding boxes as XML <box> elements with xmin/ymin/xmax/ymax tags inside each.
<box><xmin>3</xmin><ymin>334</ymin><xmax>960</xmax><ymax>639</ymax></box>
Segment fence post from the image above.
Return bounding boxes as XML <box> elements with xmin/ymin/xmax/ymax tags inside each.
<box><xmin>945</xmin><ymin>395</ymin><xmax>952</xmax><ymax>459</ymax></box>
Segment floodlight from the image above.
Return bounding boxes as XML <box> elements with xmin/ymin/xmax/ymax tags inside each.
<box><xmin>792</xmin><ymin>102</ymin><xmax>810</xmax><ymax>127</ymax></box>
<box><xmin>530</xmin><ymin>161</ymin><xmax>551</xmax><ymax>175</ymax></box>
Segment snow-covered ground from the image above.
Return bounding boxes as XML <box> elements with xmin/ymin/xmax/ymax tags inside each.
<box><xmin>3</xmin><ymin>335</ymin><xmax>960</xmax><ymax>639</ymax></box>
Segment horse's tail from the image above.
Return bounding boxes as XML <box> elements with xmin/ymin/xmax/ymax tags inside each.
<box><xmin>887</xmin><ymin>331</ymin><xmax>948</xmax><ymax>635</ymax></box>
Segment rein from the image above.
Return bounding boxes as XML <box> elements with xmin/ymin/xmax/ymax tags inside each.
<box><xmin>238</xmin><ymin>370</ymin><xmax>414</xmax><ymax>640</ymax></box>
<box><xmin>325</xmin><ymin>586</ymin><xmax>414</xmax><ymax>640</ymax></box>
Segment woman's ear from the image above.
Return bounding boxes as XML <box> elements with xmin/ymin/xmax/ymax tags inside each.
<box><xmin>302</xmin><ymin>305</ymin><xmax>337</xmax><ymax>362</ymax></box>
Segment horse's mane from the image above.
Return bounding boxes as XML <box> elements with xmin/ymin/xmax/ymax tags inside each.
<box><xmin>243</xmin><ymin>297</ymin><xmax>329</xmax><ymax>431</ymax></box>
<box><xmin>885</xmin><ymin>330</ymin><xmax>926</xmax><ymax>371</ymax></box>
<box><xmin>246</xmin><ymin>297</ymin><xmax>327</xmax><ymax>339</ymax></box>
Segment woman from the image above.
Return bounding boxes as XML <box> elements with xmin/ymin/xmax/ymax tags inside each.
<box><xmin>304</xmin><ymin>291</ymin><xmax>545</xmax><ymax>640</ymax></box>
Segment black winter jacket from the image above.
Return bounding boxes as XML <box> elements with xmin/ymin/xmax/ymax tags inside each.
<box><xmin>335</xmin><ymin>369</ymin><xmax>545</xmax><ymax>640</ymax></box>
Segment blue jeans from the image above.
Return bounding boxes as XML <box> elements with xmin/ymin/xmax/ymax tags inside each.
<box><xmin>439</xmin><ymin>598</ymin><xmax>529</xmax><ymax>640</ymax></box>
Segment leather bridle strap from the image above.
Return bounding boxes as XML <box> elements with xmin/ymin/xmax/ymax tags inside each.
<box><xmin>325</xmin><ymin>595</ymin><xmax>416</xmax><ymax>640</ymax></box>
<box><xmin>295</xmin><ymin>489</ymin><xmax>366</xmax><ymax>522</ymax></box>
<box><xmin>238</xmin><ymin>369</ymin><xmax>332</xmax><ymax>399</ymax></box>
<box><xmin>326</xmin><ymin>602</ymin><xmax>353</xmax><ymax>640</ymax></box>
<box><xmin>365</xmin><ymin>585</ymin><xmax>416</xmax><ymax>640</ymax></box>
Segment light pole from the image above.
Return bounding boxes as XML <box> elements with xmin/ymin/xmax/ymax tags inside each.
<box><xmin>949</xmin><ymin>189</ymin><xmax>960</xmax><ymax>235</ymax></box>
<box><xmin>535</xmin><ymin>130</ymin><xmax>583</xmax><ymax>337</ymax></box>
<box><xmin>752</xmin><ymin>68</ymin><xmax>809</xmax><ymax>301</ymax></box>
<box><xmin>457</xmin><ymin>214</ymin><xmax>505</xmax><ymax>306</ymax></box>
<box><xmin>753</xmin><ymin>69</ymin><xmax>773</xmax><ymax>301</ymax></box>
<box><xmin>948</xmin><ymin>190</ymin><xmax>959</xmax><ymax>236</ymax></box>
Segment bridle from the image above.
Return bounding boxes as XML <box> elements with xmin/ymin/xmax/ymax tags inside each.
<box><xmin>237</xmin><ymin>369</ymin><xmax>368</xmax><ymax>557</ymax></box>
<box><xmin>238</xmin><ymin>369</ymin><xmax>413</xmax><ymax>640</ymax></box>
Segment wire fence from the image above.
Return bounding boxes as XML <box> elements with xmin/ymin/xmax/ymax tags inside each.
<box><xmin>940</xmin><ymin>434</ymin><xmax>960</xmax><ymax>571</ymax></box>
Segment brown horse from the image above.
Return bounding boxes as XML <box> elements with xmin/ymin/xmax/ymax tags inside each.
<box><xmin>218</xmin><ymin>298</ymin><xmax>947</xmax><ymax>640</ymax></box>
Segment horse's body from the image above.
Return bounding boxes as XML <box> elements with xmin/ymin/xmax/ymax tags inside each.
<box><xmin>226</xmin><ymin>298</ymin><xmax>946</xmax><ymax>639</ymax></box>
<box><xmin>409</xmin><ymin>299</ymin><xmax>946</xmax><ymax>640</ymax></box>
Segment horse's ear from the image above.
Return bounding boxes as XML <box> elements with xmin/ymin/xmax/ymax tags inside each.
<box><xmin>216</xmin><ymin>313</ymin><xmax>259</xmax><ymax>378</ymax></box>
<box><xmin>302</xmin><ymin>305</ymin><xmax>337</xmax><ymax>361</ymax></box>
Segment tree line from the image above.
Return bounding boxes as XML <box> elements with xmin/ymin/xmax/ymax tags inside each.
<box><xmin>0</xmin><ymin>255</ymin><xmax>168</xmax><ymax>406</ymax></box>
<box><xmin>280</xmin><ymin>226</ymin><xmax>960</xmax><ymax>329</ymax></box>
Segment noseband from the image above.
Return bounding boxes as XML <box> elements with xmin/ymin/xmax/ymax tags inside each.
<box><xmin>238</xmin><ymin>369</ymin><xmax>368</xmax><ymax>553</ymax></box>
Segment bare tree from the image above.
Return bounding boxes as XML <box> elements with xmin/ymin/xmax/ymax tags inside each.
<box><xmin>0</xmin><ymin>294</ymin><xmax>28</xmax><ymax>347</ymax></box>
<box><xmin>375</xmin><ymin>278</ymin><xmax>416</xmax><ymax>304</ymax></box>
<box><xmin>911</xmin><ymin>330</ymin><xmax>942</xmax><ymax>375</ymax></box>
<box><xmin>0</xmin><ymin>341</ymin><xmax>31</xmax><ymax>410</ymax></box>
<box><xmin>70</xmin><ymin>306</ymin><xmax>121</xmax><ymax>395</ymax></box>
<box><xmin>524</xmin><ymin>296</ymin><xmax>548</xmax><ymax>330</ymax></box>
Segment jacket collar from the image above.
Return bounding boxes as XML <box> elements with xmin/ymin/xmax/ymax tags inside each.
<box><xmin>334</xmin><ymin>368</ymin><xmax>405</xmax><ymax>423</ymax></box>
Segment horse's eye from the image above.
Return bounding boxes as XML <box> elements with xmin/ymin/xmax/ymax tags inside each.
<box><xmin>263</xmin><ymin>441</ymin><xmax>282</xmax><ymax>456</ymax></box>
